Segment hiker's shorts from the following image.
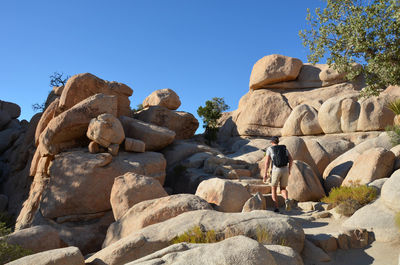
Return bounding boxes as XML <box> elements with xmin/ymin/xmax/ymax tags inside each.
<box><xmin>270</xmin><ymin>167</ymin><xmax>289</xmax><ymax>187</ymax></box>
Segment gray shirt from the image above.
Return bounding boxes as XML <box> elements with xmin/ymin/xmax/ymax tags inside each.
<box><xmin>266</xmin><ymin>146</ymin><xmax>289</xmax><ymax>172</ymax></box>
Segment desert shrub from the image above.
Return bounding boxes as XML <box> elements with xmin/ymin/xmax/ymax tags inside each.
<box><xmin>322</xmin><ymin>185</ymin><xmax>377</xmax><ymax>216</ymax></box>
<box><xmin>395</xmin><ymin>212</ymin><xmax>400</xmax><ymax>231</ymax></box>
<box><xmin>386</xmin><ymin>125</ymin><xmax>400</xmax><ymax>146</ymax></box>
<box><xmin>171</xmin><ymin>226</ymin><xmax>219</xmax><ymax>244</ymax></box>
<box><xmin>171</xmin><ymin>225</ymin><xmax>274</xmax><ymax>245</ymax></box>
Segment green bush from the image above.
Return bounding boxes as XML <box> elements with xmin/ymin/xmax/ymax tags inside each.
<box><xmin>197</xmin><ymin>97</ymin><xmax>229</xmax><ymax>143</ymax></box>
<box><xmin>322</xmin><ymin>185</ymin><xmax>377</xmax><ymax>216</ymax></box>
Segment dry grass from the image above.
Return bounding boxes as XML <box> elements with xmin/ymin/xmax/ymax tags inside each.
<box><xmin>171</xmin><ymin>225</ymin><xmax>274</xmax><ymax>245</ymax></box>
<box><xmin>322</xmin><ymin>185</ymin><xmax>377</xmax><ymax>216</ymax></box>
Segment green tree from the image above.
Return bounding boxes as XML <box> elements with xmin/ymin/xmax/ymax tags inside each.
<box><xmin>197</xmin><ymin>97</ymin><xmax>229</xmax><ymax>143</ymax></box>
<box><xmin>299</xmin><ymin>0</ymin><xmax>400</xmax><ymax>96</ymax></box>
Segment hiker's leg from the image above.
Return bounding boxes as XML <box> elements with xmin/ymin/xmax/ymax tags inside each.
<box><xmin>280</xmin><ymin>168</ymin><xmax>290</xmax><ymax>199</ymax></box>
<box><xmin>270</xmin><ymin>171</ymin><xmax>279</xmax><ymax>209</ymax></box>
<box><xmin>271</xmin><ymin>186</ymin><xmax>279</xmax><ymax>208</ymax></box>
<box><xmin>280</xmin><ymin>187</ymin><xmax>288</xmax><ymax>200</ymax></box>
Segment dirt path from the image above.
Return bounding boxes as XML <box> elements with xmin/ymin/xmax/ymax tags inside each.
<box><xmin>284</xmin><ymin>208</ymin><xmax>400</xmax><ymax>265</ymax></box>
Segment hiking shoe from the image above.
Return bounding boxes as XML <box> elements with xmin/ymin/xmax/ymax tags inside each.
<box><xmin>285</xmin><ymin>199</ymin><xmax>291</xmax><ymax>211</ymax></box>
<box><xmin>274</xmin><ymin>208</ymin><xmax>280</xmax><ymax>213</ymax></box>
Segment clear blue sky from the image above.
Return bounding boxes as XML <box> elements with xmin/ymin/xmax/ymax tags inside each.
<box><xmin>0</xmin><ymin>0</ymin><xmax>325</xmax><ymax>132</ymax></box>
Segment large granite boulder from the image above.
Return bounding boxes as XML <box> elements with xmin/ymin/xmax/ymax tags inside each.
<box><xmin>87</xmin><ymin>210</ymin><xmax>305</xmax><ymax>265</ymax></box>
<box><xmin>134</xmin><ymin>106</ymin><xmax>199</xmax><ymax>139</ymax></box>
<box><xmin>281</xmin><ymin>104</ymin><xmax>322</xmax><ymax>136</ymax></box>
<box><xmin>260</xmin><ymin>64</ymin><xmax>352</xmax><ymax>90</ymax></box>
<box><xmin>40</xmin><ymin>151</ymin><xmax>166</xmax><ymax>219</ymax></box>
<box><xmin>119</xmin><ymin>116</ymin><xmax>175</xmax><ymax>151</ymax></box>
<box><xmin>323</xmin><ymin>132</ymin><xmax>393</xmax><ymax>191</ymax></box>
<box><xmin>381</xmin><ymin>169</ymin><xmax>400</xmax><ymax>212</ymax></box>
<box><xmin>0</xmin><ymin>99</ymin><xmax>21</xmax><ymax>119</ymax></box>
<box><xmin>249</xmin><ymin>54</ymin><xmax>303</xmax><ymax>90</ymax></box>
<box><xmin>128</xmin><ymin>236</ymin><xmax>278</xmax><ymax>265</ymax></box>
<box><xmin>7</xmin><ymin>246</ymin><xmax>84</xmax><ymax>265</ymax></box>
<box><xmin>287</xmin><ymin>160</ymin><xmax>325</xmax><ymax>202</ymax></box>
<box><xmin>142</xmin><ymin>88</ymin><xmax>181</xmax><ymax>110</ymax></box>
<box><xmin>86</xmin><ymin>113</ymin><xmax>125</xmax><ymax>147</ymax></box>
<box><xmin>1</xmin><ymin>225</ymin><xmax>66</xmax><ymax>253</ymax></box>
<box><xmin>195</xmin><ymin>178</ymin><xmax>251</xmax><ymax>212</ymax></box>
<box><xmin>34</xmin><ymin>98</ymin><xmax>59</xmax><ymax>146</ymax></box>
<box><xmin>342</xmin><ymin>147</ymin><xmax>395</xmax><ymax>186</ymax></box>
<box><xmin>104</xmin><ymin>194</ymin><xmax>212</xmax><ymax>246</ymax></box>
<box><xmin>17</xmin><ymin>150</ymin><xmax>166</xmax><ymax>230</ymax></box>
<box><xmin>234</xmin><ymin>90</ymin><xmax>292</xmax><ymax>137</ymax></box>
<box><xmin>37</xmin><ymin>93</ymin><xmax>118</xmax><ymax>156</ymax></box>
<box><xmin>110</xmin><ymin>173</ymin><xmax>168</xmax><ymax>220</ymax></box>
<box><xmin>59</xmin><ymin>73</ymin><xmax>132</xmax><ymax>116</ymax></box>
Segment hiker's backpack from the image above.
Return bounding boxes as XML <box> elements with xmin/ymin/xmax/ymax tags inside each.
<box><xmin>271</xmin><ymin>145</ymin><xmax>289</xmax><ymax>168</ymax></box>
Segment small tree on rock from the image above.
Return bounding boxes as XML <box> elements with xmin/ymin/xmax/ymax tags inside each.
<box><xmin>299</xmin><ymin>0</ymin><xmax>400</xmax><ymax>96</ymax></box>
<box><xmin>197</xmin><ymin>97</ymin><xmax>229</xmax><ymax>143</ymax></box>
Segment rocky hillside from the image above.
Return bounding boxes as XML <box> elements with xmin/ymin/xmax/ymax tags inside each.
<box><xmin>1</xmin><ymin>54</ymin><xmax>400</xmax><ymax>265</ymax></box>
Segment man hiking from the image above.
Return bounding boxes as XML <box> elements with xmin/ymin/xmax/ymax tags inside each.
<box><xmin>263</xmin><ymin>136</ymin><xmax>293</xmax><ymax>213</ymax></box>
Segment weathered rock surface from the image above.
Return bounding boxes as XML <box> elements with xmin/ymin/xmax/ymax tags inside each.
<box><xmin>37</xmin><ymin>93</ymin><xmax>118</xmax><ymax>156</ymax></box>
<box><xmin>40</xmin><ymin>151</ymin><xmax>166</xmax><ymax>219</ymax></box>
<box><xmin>1</xmin><ymin>225</ymin><xmax>66</xmax><ymax>253</ymax></box>
<box><xmin>195</xmin><ymin>178</ymin><xmax>251</xmax><ymax>212</ymax></box>
<box><xmin>7</xmin><ymin>246</ymin><xmax>85</xmax><ymax>265</ymax></box>
<box><xmin>264</xmin><ymin>244</ymin><xmax>304</xmax><ymax>265</ymax></box>
<box><xmin>86</xmin><ymin>113</ymin><xmax>125</xmax><ymax>147</ymax></box>
<box><xmin>249</xmin><ymin>54</ymin><xmax>303</xmax><ymax>90</ymax></box>
<box><xmin>142</xmin><ymin>88</ymin><xmax>181</xmax><ymax>110</ymax></box>
<box><xmin>59</xmin><ymin>73</ymin><xmax>132</xmax><ymax>116</ymax></box>
<box><xmin>104</xmin><ymin>194</ymin><xmax>212</xmax><ymax>246</ymax></box>
<box><xmin>381</xmin><ymin>169</ymin><xmax>400</xmax><ymax>212</ymax></box>
<box><xmin>110</xmin><ymin>173</ymin><xmax>168</xmax><ymax>220</ymax></box>
<box><xmin>0</xmin><ymin>99</ymin><xmax>21</xmax><ymax>119</ymax></box>
<box><xmin>34</xmin><ymin>98</ymin><xmax>59</xmax><ymax>146</ymax></box>
<box><xmin>342</xmin><ymin>200</ymin><xmax>400</xmax><ymax>242</ymax></box>
<box><xmin>120</xmin><ymin>116</ymin><xmax>175</xmax><ymax>151</ymax></box>
<box><xmin>261</xmin><ymin>64</ymin><xmax>351</xmax><ymax>90</ymax></box>
<box><xmin>342</xmin><ymin>147</ymin><xmax>395</xmax><ymax>186</ymax></box>
<box><xmin>301</xmin><ymin>239</ymin><xmax>331</xmax><ymax>263</ymax></box>
<box><xmin>234</xmin><ymin>90</ymin><xmax>292</xmax><ymax>137</ymax></box>
<box><xmin>287</xmin><ymin>160</ymin><xmax>325</xmax><ymax>202</ymax></box>
<box><xmin>125</xmin><ymin>138</ymin><xmax>145</xmax><ymax>153</ymax></box>
<box><xmin>128</xmin><ymin>236</ymin><xmax>278</xmax><ymax>265</ymax></box>
<box><xmin>281</xmin><ymin>104</ymin><xmax>322</xmax><ymax>136</ymax></box>
<box><xmin>242</xmin><ymin>192</ymin><xmax>266</xmax><ymax>212</ymax></box>
<box><xmin>323</xmin><ymin>132</ymin><xmax>393</xmax><ymax>191</ymax></box>
<box><xmin>134</xmin><ymin>106</ymin><xmax>198</xmax><ymax>140</ymax></box>
<box><xmin>17</xmin><ymin>150</ymin><xmax>166</xmax><ymax>232</ymax></box>
<box><xmin>87</xmin><ymin>210</ymin><xmax>305</xmax><ymax>265</ymax></box>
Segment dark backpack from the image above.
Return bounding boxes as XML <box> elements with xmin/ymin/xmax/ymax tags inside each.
<box><xmin>271</xmin><ymin>145</ymin><xmax>289</xmax><ymax>168</ymax></box>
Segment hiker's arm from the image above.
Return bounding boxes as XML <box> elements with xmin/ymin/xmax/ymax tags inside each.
<box><xmin>288</xmin><ymin>153</ymin><xmax>293</xmax><ymax>175</ymax></box>
<box><xmin>263</xmin><ymin>155</ymin><xmax>271</xmax><ymax>182</ymax></box>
